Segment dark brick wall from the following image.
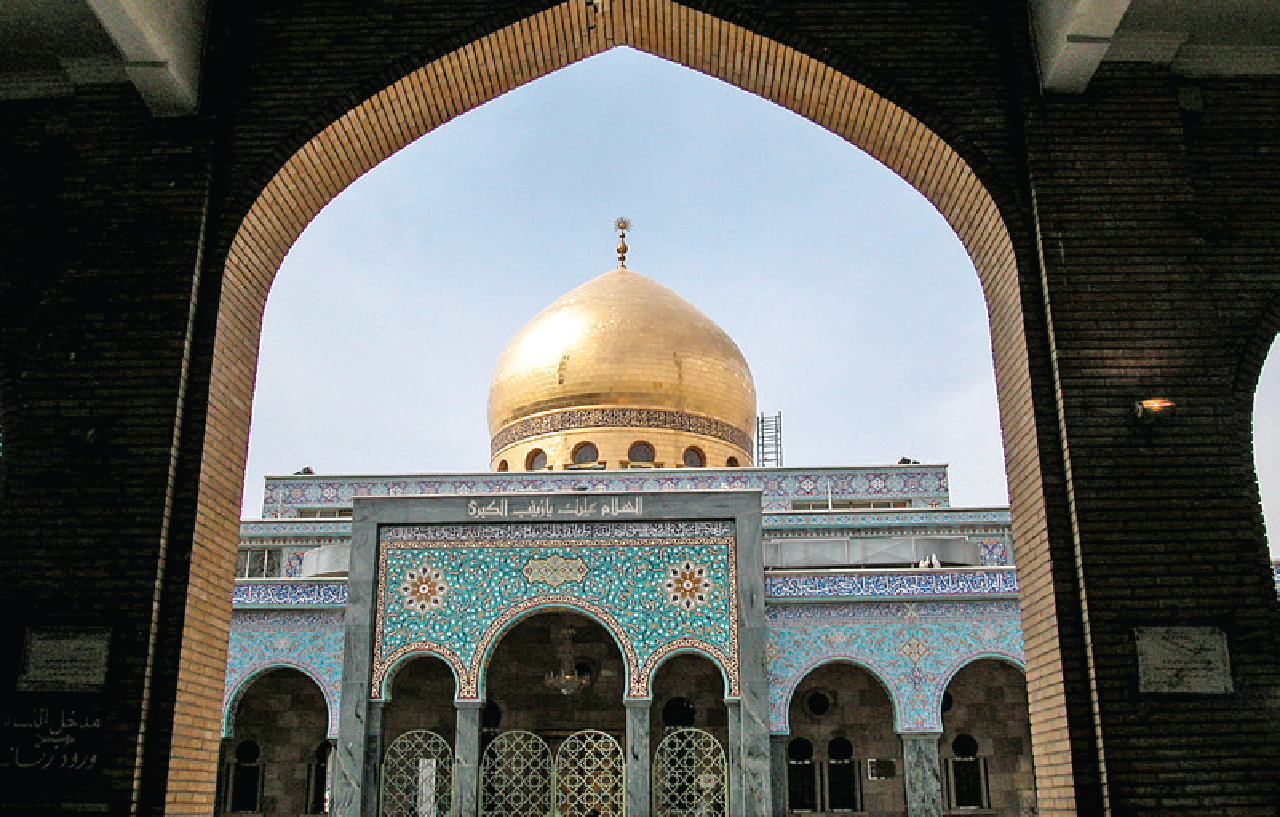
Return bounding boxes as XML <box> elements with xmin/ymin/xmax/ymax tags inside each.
<box><xmin>0</xmin><ymin>1</ymin><xmax>1277</xmax><ymax>814</ymax></box>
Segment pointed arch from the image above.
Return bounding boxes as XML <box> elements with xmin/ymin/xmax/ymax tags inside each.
<box><xmin>186</xmin><ymin>0</ymin><xmax>1046</xmax><ymax>809</ymax></box>
<box><xmin>774</xmin><ymin>656</ymin><xmax>900</xmax><ymax>735</ymax></box>
<box><xmin>468</xmin><ymin>596</ymin><xmax>639</xmax><ymax>699</ymax></box>
<box><xmin>222</xmin><ymin>663</ymin><xmax>336</xmax><ymax>739</ymax></box>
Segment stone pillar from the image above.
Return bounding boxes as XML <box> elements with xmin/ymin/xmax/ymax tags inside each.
<box><xmin>899</xmin><ymin>732</ymin><xmax>943</xmax><ymax>817</ymax></box>
<box><xmin>624</xmin><ymin>699</ymin><xmax>652</xmax><ymax>817</ymax></box>
<box><xmin>453</xmin><ymin>700</ymin><xmax>484</xmax><ymax>817</ymax></box>
<box><xmin>725</xmin><ymin>699</ymin><xmax>743</xmax><ymax>815</ymax></box>
<box><xmin>769</xmin><ymin>734</ymin><xmax>788</xmax><ymax>816</ymax></box>
<box><xmin>360</xmin><ymin>701</ymin><xmax>387</xmax><ymax>817</ymax></box>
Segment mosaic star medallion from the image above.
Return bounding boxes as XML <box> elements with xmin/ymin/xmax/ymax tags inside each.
<box><xmin>664</xmin><ymin>560</ymin><xmax>713</xmax><ymax>611</ymax></box>
<box><xmin>400</xmin><ymin>564</ymin><xmax>448</xmax><ymax>613</ymax></box>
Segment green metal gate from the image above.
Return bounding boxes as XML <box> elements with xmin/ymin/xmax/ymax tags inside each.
<box><xmin>479</xmin><ymin>729</ymin><xmax>625</xmax><ymax>817</ymax></box>
<box><xmin>652</xmin><ymin>727</ymin><xmax>727</xmax><ymax>816</ymax></box>
<box><xmin>479</xmin><ymin>730</ymin><xmax>554</xmax><ymax>817</ymax></box>
<box><xmin>555</xmin><ymin>730</ymin><xmax>625</xmax><ymax>816</ymax></box>
<box><xmin>381</xmin><ymin>730</ymin><xmax>453</xmax><ymax>817</ymax></box>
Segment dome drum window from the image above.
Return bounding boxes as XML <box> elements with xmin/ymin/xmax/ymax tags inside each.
<box><xmin>568</xmin><ymin>442</ymin><xmax>601</xmax><ymax>469</ymax></box>
<box><xmin>626</xmin><ymin>441</ymin><xmax>658</xmax><ymax>468</ymax></box>
<box><xmin>682</xmin><ymin>447</ymin><xmax>705</xmax><ymax>468</ymax></box>
<box><xmin>526</xmin><ymin>449</ymin><xmax>548</xmax><ymax>471</ymax></box>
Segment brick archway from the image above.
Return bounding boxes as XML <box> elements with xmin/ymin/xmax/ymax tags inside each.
<box><xmin>182</xmin><ymin>1</ymin><xmax>1058</xmax><ymax>813</ymax></box>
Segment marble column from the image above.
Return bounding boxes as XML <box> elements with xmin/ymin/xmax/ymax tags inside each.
<box><xmin>725</xmin><ymin>699</ymin><xmax>743</xmax><ymax>815</ymax></box>
<box><xmin>453</xmin><ymin>701</ymin><xmax>484</xmax><ymax>817</ymax></box>
<box><xmin>624</xmin><ymin>699</ymin><xmax>652</xmax><ymax>817</ymax></box>
<box><xmin>360</xmin><ymin>701</ymin><xmax>387</xmax><ymax>817</ymax></box>
<box><xmin>899</xmin><ymin>732</ymin><xmax>943</xmax><ymax>817</ymax></box>
<box><xmin>769</xmin><ymin>735</ymin><xmax>788</xmax><ymax>816</ymax></box>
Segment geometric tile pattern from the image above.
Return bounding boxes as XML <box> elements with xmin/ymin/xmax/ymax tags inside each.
<box><xmin>765</xmin><ymin>569</ymin><xmax>1018</xmax><ymax>599</ymax></box>
<box><xmin>223</xmin><ymin>609</ymin><xmax>345</xmax><ymax>738</ymax></box>
<box><xmin>372</xmin><ymin>521</ymin><xmax>738</xmax><ymax>700</ymax></box>
<box><xmin>766</xmin><ymin>600</ymin><xmax>1024</xmax><ymax>733</ymax></box>
<box><xmin>259</xmin><ymin>467</ymin><xmax>949</xmax><ymax>517</ymax></box>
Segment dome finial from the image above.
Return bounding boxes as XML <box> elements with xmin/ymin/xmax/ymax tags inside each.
<box><xmin>614</xmin><ymin>216</ymin><xmax>632</xmax><ymax>268</ymax></box>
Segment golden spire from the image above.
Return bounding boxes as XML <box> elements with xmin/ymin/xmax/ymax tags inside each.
<box><xmin>614</xmin><ymin>216</ymin><xmax>631</xmax><ymax>268</ymax></box>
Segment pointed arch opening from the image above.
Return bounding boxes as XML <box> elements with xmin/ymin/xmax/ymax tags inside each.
<box><xmin>185</xmin><ymin>0</ymin><xmax>1049</xmax><ymax>812</ymax></box>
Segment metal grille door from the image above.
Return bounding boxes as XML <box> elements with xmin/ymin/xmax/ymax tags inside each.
<box><xmin>381</xmin><ymin>730</ymin><xmax>452</xmax><ymax>817</ymax></box>
<box><xmin>555</xmin><ymin>730</ymin><xmax>625</xmax><ymax>816</ymax></box>
<box><xmin>652</xmin><ymin>728</ymin><xmax>727</xmax><ymax>816</ymax></box>
<box><xmin>479</xmin><ymin>730</ymin><xmax>553</xmax><ymax>817</ymax></box>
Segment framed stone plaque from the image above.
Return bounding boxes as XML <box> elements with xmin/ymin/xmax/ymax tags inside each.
<box><xmin>1134</xmin><ymin>626</ymin><xmax>1232</xmax><ymax>695</ymax></box>
<box><xmin>17</xmin><ymin>627</ymin><xmax>111</xmax><ymax>692</ymax></box>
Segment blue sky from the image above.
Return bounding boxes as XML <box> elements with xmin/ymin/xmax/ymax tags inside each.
<box><xmin>242</xmin><ymin>47</ymin><xmax>1279</xmax><ymax>558</ymax></box>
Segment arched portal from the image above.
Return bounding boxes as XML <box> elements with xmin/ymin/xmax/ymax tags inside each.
<box><xmin>186</xmin><ymin>1</ymin><xmax>1048</xmax><ymax>812</ymax></box>
<box><xmin>940</xmin><ymin>658</ymin><xmax>1036</xmax><ymax>816</ymax></box>
<box><xmin>650</xmin><ymin>653</ymin><xmax>729</xmax><ymax>753</ymax></box>
<box><xmin>219</xmin><ymin>667</ymin><xmax>331</xmax><ymax>817</ymax></box>
<box><xmin>484</xmin><ymin>610</ymin><xmax>627</xmax><ymax>744</ymax></box>
<box><xmin>783</xmin><ymin>662</ymin><xmax>901</xmax><ymax>816</ymax></box>
<box><xmin>384</xmin><ymin>655</ymin><xmax>457</xmax><ymax>754</ymax></box>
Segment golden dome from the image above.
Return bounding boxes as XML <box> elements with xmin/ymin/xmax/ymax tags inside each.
<box><xmin>488</xmin><ymin>267</ymin><xmax>756</xmax><ymax>466</ymax></box>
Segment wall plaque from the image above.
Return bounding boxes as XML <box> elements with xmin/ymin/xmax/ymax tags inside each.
<box><xmin>1134</xmin><ymin>626</ymin><xmax>1232</xmax><ymax>695</ymax></box>
<box><xmin>17</xmin><ymin>627</ymin><xmax>111</xmax><ymax>692</ymax></box>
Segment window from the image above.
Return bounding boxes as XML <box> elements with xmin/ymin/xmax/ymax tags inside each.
<box><xmin>306</xmin><ymin>741</ymin><xmax>332</xmax><ymax>814</ymax></box>
<box><xmin>526</xmin><ymin>449</ymin><xmax>548</xmax><ymax>470</ymax></box>
<box><xmin>787</xmin><ymin>738</ymin><xmax>817</xmax><ymax>812</ymax></box>
<box><xmin>791</xmin><ymin>499</ymin><xmax>909</xmax><ymax>511</ymax></box>
<box><xmin>228</xmin><ymin>740</ymin><xmax>262</xmax><ymax>813</ymax></box>
<box><xmin>725</xmin><ymin>456</ymin><xmax>739</xmax><ymax>467</ymax></box>
<box><xmin>826</xmin><ymin>738</ymin><xmax>860</xmax><ymax>812</ymax></box>
<box><xmin>804</xmin><ymin>690</ymin><xmax>832</xmax><ymax>718</ymax></box>
<box><xmin>627</xmin><ymin>441</ymin><xmax>656</xmax><ymax>464</ymax></box>
<box><xmin>496</xmin><ymin>459</ymin><xmax>508</xmax><ymax>471</ymax></box>
<box><xmin>682</xmin><ymin>447</ymin><xmax>705</xmax><ymax>467</ymax></box>
<box><xmin>568</xmin><ymin>442</ymin><xmax>601</xmax><ymax>468</ymax></box>
<box><xmin>297</xmin><ymin>507</ymin><xmax>352</xmax><ymax>518</ymax></box>
<box><xmin>946</xmin><ymin>734</ymin><xmax>989</xmax><ymax>809</ymax></box>
<box><xmin>235</xmin><ymin>548</ymin><xmax>282</xmax><ymax>578</ymax></box>
<box><xmin>787</xmin><ymin>737</ymin><xmax>861</xmax><ymax>813</ymax></box>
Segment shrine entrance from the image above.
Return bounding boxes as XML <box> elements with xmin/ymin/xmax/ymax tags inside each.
<box><xmin>479</xmin><ymin>611</ymin><xmax>628</xmax><ymax>815</ymax></box>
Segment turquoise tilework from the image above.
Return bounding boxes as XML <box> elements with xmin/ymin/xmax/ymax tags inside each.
<box><xmin>766</xmin><ymin>601</ymin><xmax>1024</xmax><ymax>733</ymax></box>
<box><xmin>223</xmin><ymin>610</ymin><xmax>345</xmax><ymax>738</ymax></box>
<box><xmin>373</xmin><ymin>521</ymin><xmax>738</xmax><ymax>699</ymax></box>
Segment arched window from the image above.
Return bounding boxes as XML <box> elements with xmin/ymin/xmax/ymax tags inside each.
<box><xmin>496</xmin><ymin>459</ymin><xmax>508</xmax><ymax>472</ymax></box>
<box><xmin>946</xmin><ymin>734</ymin><xmax>988</xmax><ymax>809</ymax></box>
<box><xmin>826</xmin><ymin>737</ymin><xmax>860</xmax><ymax>811</ymax></box>
<box><xmin>786</xmin><ymin>737</ymin><xmax>817</xmax><ymax>811</ymax></box>
<box><xmin>725</xmin><ymin>456</ymin><xmax>739</xmax><ymax>467</ymax></box>
<box><xmin>572</xmin><ymin>442</ymin><xmax>599</xmax><ymax>466</ymax></box>
<box><xmin>526</xmin><ymin>449</ymin><xmax>547</xmax><ymax>471</ymax></box>
<box><xmin>628</xmin><ymin>441</ymin><xmax>656</xmax><ymax>464</ymax></box>
<box><xmin>229</xmin><ymin>740</ymin><xmax>262</xmax><ymax>813</ymax></box>
<box><xmin>682</xmin><ymin>447</ymin><xmax>705</xmax><ymax>468</ymax></box>
<box><xmin>306</xmin><ymin>741</ymin><xmax>332</xmax><ymax>815</ymax></box>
